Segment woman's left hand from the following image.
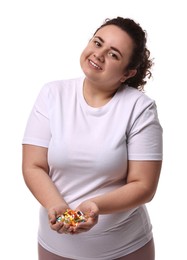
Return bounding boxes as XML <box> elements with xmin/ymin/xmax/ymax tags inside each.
<box><xmin>69</xmin><ymin>200</ymin><xmax>99</xmax><ymax>234</ymax></box>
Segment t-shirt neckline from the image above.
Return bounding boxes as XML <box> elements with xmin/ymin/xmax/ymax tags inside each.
<box><xmin>77</xmin><ymin>77</ymin><xmax>123</xmax><ymax>116</ymax></box>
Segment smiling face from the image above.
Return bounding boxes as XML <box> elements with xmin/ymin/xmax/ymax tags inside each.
<box><xmin>80</xmin><ymin>25</ymin><xmax>137</xmax><ymax>91</ymax></box>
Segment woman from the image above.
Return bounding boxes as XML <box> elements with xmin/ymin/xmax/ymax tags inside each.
<box><xmin>22</xmin><ymin>17</ymin><xmax>163</xmax><ymax>260</ymax></box>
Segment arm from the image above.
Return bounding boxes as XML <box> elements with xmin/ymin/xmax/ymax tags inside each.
<box><xmin>22</xmin><ymin>144</ymin><xmax>99</xmax><ymax>234</ymax></box>
<box><xmin>22</xmin><ymin>144</ymin><xmax>67</xmax><ymax>209</ymax></box>
<box><xmin>73</xmin><ymin>160</ymin><xmax>161</xmax><ymax>234</ymax></box>
<box><xmin>22</xmin><ymin>144</ymin><xmax>69</xmax><ymax>230</ymax></box>
<box><xmin>78</xmin><ymin>160</ymin><xmax>162</xmax><ymax>215</ymax></box>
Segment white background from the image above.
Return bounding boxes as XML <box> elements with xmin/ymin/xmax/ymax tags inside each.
<box><xmin>0</xmin><ymin>0</ymin><xmax>186</xmax><ymax>259</ymax></box>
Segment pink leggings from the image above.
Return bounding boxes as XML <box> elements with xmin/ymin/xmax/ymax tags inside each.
<box><xmin>38</xmin><ymin>238</ymin><xmax>155</xmax><ymax>260</ymax></box>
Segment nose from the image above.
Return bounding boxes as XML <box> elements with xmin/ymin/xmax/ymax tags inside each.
<box><xmin>93</xmin><ymin>52</ymin><xmax>104</xmax><ymax>63</ymax></box>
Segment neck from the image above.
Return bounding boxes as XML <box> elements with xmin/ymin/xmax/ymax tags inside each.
<box><xmin>83</xmin><ymin>79</ymin><xmax>118</xmax><ymax>108</ymax></box>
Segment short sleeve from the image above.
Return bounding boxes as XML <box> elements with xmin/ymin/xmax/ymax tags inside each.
<box><xmin>22</xmin><ymin>84</ymin><xmax>51</xmax><ymax>147</ymax></box>
<box><xmin>127</xmin><ymin>99</ymin><xmax>163</xmax><ymax>160</ymax></box>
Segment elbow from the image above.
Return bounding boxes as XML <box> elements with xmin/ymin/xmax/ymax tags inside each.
<box><xmin>144</xmin><ymin>188</ymin><xmax>157</xmax><ymax>204</ymax></box>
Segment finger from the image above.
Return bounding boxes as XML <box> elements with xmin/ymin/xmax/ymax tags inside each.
<box><xmin>57</xmin><ymin>224</ymin><xmax>70</xmax><ymax>234</ymax></box>
<box><xmin>48</xmin><ymin>210</ymin><xmax>57</xmax><ymax>224</ymax></box>
<box><xmin>50</xmin><ymin>222</ymin><xmax>63</xmax><ymax>231</ymax></box>
<box><xmin>88</xmin><ymin>210</ymin><xmax>99</xmax><ymax>221</ymax></box>
<box><xmin>72</xmin><ymin>223</ymin><xmax>90</xmax><ymax>233</ymax></box>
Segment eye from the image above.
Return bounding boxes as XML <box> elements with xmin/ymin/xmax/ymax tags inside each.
<box><xmin>108</xmin><ymin>51</ymin><xmax>119</xmax><ymax>60</ymax></box>
<box><xmin>93</xmin><ymin>40</ymin><xmax>102</xmax><ymax>47</ymax></box>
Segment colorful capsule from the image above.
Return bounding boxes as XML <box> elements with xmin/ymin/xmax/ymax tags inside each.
<box><xmin>56</xmin><ymin>209</ymin><xmax>87</xmax><ymax>226</ymax></box>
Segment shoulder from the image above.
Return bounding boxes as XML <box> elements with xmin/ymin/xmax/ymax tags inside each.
<box><xmin>33</xmin><ymin>77</ymin><xmax>84</xmax><ymax>107</ymax></box>
<box><xmin>41</xmin><ymin>77</ymin><xmax>84</xmax><ymax>95</ymax></box>
<box><xmin>124</xmin><ymin>85</ymin><xmax>154</xmax><ymax>103</ymax></box>
<box><xmin>120</xmin><ymin>85</ymin><xmax>156</xmax><ymax>113</ymax></box>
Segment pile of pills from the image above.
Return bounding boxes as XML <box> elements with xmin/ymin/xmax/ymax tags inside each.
<box><xmin>56</xmin><ymin>209</ymin><xmax>88</xmax><ymax>226</ymax></box>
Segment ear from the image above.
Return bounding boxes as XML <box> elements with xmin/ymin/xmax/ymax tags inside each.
<box><xmin>120</xmin><ymin>69</ymin><xmax>137</xmax><ymax>83</ymax></box>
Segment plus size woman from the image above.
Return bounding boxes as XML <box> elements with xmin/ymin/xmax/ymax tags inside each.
<box><xmin>22</xmin><ymin>16</ymin><xmax>163</xmax><ymax>260</ymax></box>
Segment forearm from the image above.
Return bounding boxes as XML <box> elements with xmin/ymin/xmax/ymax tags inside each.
<box><xmin>23</xmin><ymin>168</ymin><xmax>68</xmax><ymax>210</ymax></box>
<box><xmin>90</xmin><ymin>181</ymin><xmax>154</xmax><ymax>214</ymax></box>
<box><xmin>22</xmin><ymin>145</ymin><xmax>68</xmax><ymax>211</ymax></box>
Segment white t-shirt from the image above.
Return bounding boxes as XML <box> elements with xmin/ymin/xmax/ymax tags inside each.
<box><xmin>22</xmin><ymin>77</ymin><xmax>163</xmax><ymax>260</ymax></box>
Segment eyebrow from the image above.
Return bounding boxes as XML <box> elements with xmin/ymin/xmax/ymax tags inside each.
<box><xmin>94</xmin><ymin>36</ymin><xmax>123</xmax><ymax>57</ymax></box>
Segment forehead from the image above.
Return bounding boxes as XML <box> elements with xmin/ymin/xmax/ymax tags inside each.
<box><xmin>94</xmin><ymin>25</ymin><xmax>134</xmax><ymax>53</ymax></box>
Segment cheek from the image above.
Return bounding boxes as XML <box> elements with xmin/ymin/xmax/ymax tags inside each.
<box><xmin>108</xmin><ymin>64</ymin><xmax>124</xmax><ymax>76</ymax></box>
<box><xmin>79</xmin><ymin>52</ymin><xmax>85</xmax><ymax>68</ymax></box>
<box><xmin>80</xmin><ymin>48</ymin><xmax>88</xmax><ymax>65</ymax></box>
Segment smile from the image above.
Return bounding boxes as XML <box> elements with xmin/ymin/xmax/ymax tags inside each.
<box><xmin>88</xmin><ymin>59</ymin><xmax>102</xmax><ymax>70</ymax></box>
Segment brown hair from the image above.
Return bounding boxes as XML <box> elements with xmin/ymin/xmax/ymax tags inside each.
<box><xmin>94</xmin><ymin>17</ymin><xmax>153</xmax><ymax>91</ymax></box>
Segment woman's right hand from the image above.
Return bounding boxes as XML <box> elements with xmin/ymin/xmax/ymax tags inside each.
<box><xmin>48</xmin><ymin>204</ymin><xmax>70</xmax><ymax>234</ymax></box>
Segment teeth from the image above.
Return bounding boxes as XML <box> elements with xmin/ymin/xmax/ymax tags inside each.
<box><xmin>89</xmin><ymin>60</ymin><xmax>101</xmax><ymax>69</ymax></box>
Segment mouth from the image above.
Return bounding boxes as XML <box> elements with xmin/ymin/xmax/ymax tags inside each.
<box><xmin>88</xmin><ymin>59</ymin><xmax>102</xmax><ymax>70</ymax></box>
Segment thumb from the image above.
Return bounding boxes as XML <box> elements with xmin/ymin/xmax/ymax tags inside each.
<box><xmin>89</xmin><ymin>210</ymin><xmax>99</xmax><ymax>219</ymax></box>
<box><xmin>48</xmin><ymin>210</ymin><xmax>57</xmax><ymax>224</ymax></box>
